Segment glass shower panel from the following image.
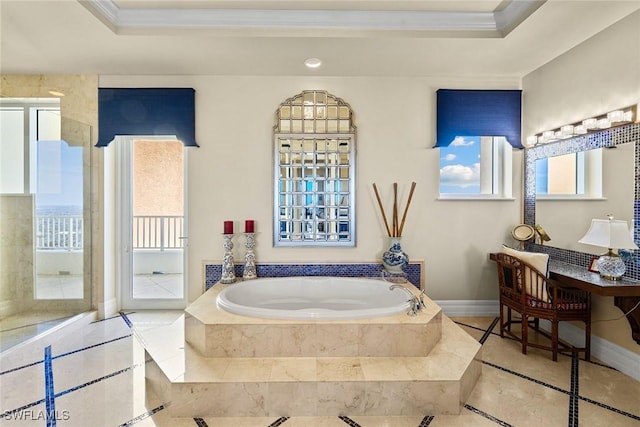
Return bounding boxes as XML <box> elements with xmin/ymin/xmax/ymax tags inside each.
<box><xmin>1</xmin><ymin>97</ymin><xmax>92</xmax><ymax>349</ymax></box>
<box><xmin>35</xmin><ymin>110</ymin><xmax>85</xmax><ymax>299</ymax></box>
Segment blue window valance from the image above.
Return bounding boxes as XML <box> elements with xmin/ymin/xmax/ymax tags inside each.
<box><xmin>435</xmin><ymin>89</ymin><xmax>522</xmax><ymax>149</ymax></box>
<box><xmin>96</xmin><ymin>88</ymin><xmax>198</xmax><ymax>147</ymax></box>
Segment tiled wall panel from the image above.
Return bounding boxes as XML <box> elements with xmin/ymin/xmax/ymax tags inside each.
<box><xmin>204</xmin><ymin>262</ymin><xmax>422</xmax><ymax>290</ymax></box>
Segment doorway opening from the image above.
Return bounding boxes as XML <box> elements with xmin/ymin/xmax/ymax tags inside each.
<box><xmin>116</xmin><ymin>137</ymin><xmax>187</xmax><ymax>309</ymax></box>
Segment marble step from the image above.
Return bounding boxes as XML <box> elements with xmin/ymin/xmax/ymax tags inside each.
<box><xmin>143</xmin><ymin>315</ymin><xmax>482</xmax><ymax>417</ymax></box>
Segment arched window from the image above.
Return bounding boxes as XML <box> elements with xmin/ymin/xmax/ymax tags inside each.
<box><xmin>273</xmin><ymin>90</ymin><xmax>356</xmax><ymax>246</ymax></box>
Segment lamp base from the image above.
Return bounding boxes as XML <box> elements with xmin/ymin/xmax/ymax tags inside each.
<box><xmin>596</xmin><ymin>252</ymin><xmax>626</xmax><ymax>281</ymax></box>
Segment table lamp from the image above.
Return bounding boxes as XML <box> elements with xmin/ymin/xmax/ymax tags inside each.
<box><xmin>578</xmin><ymin>215</ymin><xmax>638</xmax><ymax>280</ymax></box>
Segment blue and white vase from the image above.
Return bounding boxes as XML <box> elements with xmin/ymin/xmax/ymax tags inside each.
<box><xmin>382</xmin><ymin>237</ymin><xmax>409</xmax><ymax>273</ymax></box>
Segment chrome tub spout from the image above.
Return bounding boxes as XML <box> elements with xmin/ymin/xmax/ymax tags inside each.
<box><xmin>389</xmin><ymin>284</ymin><xmax>424</xmax><ymax>316</ymax></box>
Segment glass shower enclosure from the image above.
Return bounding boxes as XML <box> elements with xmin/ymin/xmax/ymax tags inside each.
<box><xmin>0</xmin><ymin>98</ymin><xmax>92</xmax><ymax>351</ymax></box>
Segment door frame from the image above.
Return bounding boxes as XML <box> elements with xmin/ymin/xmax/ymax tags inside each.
<box><xmin>115</xmin><ymin>136</ymin><xmax>189</xmax><ymax>310</ymax></box>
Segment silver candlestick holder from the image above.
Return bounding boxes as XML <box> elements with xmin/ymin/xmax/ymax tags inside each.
<box><xmin>221</xmin><ymin>234</ymin><xmax>236</xmax><ymax>284</ymax></box>
<box><xmin>243</xmin><ymin>232</ymin><xmax>257</xmax><ymax>279</ymax></box>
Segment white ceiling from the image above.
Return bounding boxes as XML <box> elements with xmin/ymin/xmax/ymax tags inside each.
<box><xmin>1</xmin><ymin>0</ymin><xmax>639</xmax><ymax>77</ymax></box>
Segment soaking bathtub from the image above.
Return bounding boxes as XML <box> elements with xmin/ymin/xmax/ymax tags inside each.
<box><xmin>216</xmin><ymin>276</ymin><xmax>412</xmax><ymax>320</ymax></box>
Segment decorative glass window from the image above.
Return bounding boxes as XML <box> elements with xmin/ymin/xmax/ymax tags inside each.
<box><xmin>273</xmin><ymin>90</ymin><xmax>356</xmax><ymax>246</ymax></box>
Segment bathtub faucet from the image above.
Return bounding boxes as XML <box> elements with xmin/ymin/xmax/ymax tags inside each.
<box><xmin>389</xmin><ymin>284</ymin><xmax>424</xmax><ymax>316</ymax></box>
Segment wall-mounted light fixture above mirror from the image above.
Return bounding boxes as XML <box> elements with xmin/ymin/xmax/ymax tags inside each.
<box><xmin>273</xmin><ymin>90</ymin><xmax>356</xmax><ymax>247</ymax></box>
<box><xmin>526</xmin><ymin>104</ymin><xmax>637</xmax><ymax>147</ymax></box>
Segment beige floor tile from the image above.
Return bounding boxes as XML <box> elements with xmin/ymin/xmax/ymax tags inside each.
<box><xmin>481</xmin><ymin>332</ymin><xmax>574</xmax><ymax>390</ymax></box>
<box><xmin>453</xmin><ymin>317</ymin><xmax>497</xmax><ymax>341</ymax></box>
<box><xmin>2</xmin><ymin>313</ymin><xmax>639</xmax><ymax>427</ymax></box>
<box><xmin>348</xmin><ymin>415</ymin><xmax>426</xmax><ymax>426</ymax></box>
<box><xmin>579</xmin><ymin>359</ymin><xmax>640</xmax><ymax>418</ymax></box>
<box><xmin>429</xmin><ymin>408</ymin><xmax>506</xmax><ymax>426</ymax></box>
<box><xmin>279</xmin><ymin>416</ymin><xmax>347</xmax><ymax>427</ymax></box>
<box><xmin>0</xmin><ymin>403</ymin><xmax>49</xmax><ymax>427</ymax></box>
<box><xmin>197</xmin><ymin>417</ymin><xmax>293</xmax><ymax>427</ymax></box>
<box><xmin>466</xmin><ymin>359</ymin><xmax>572</xmax><ymax>426</ymax></box>
<box><xmin>578</xmin><ymin>398</ymin><xmax>640</xmax><ymax>427</ymax></box>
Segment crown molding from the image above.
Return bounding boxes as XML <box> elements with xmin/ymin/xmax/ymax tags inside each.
<box><xmin>79</xmin><ymin>0</ymin><xmax>546</xmax><ymax>38</ymax></box>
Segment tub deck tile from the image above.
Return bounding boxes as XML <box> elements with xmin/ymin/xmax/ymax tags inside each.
<box><xmin>143</xmin><ymin>309</ymin><xmax>482</xmax><ymax>417</ymax></box>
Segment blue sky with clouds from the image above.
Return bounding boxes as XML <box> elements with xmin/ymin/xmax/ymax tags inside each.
<box><xmin>439</xmin><ymin>136</ymin><xmax>481</xmax><ymax>194</ymax></box>
<box><xmin>36</xmin><ymin>140</ymin><xmax>83</xmax><ymax>207</ymax></box>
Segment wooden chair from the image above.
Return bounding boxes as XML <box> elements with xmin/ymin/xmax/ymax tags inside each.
<box><xmin>493</xmin><ymin>252</ymin><xmax>591</xmax><ymax>361</ymax></box>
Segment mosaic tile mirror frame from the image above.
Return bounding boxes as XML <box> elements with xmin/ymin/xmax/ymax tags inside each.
<box><xmin>524</xmin><ymin>122</ymin><xmax>640</xmax><ymax>280</ymax></box>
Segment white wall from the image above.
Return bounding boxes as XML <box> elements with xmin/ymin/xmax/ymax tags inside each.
<box><xmin>100</xmin><ymin>75</ymin><xmax>523</xmax><ymax>304</ymax></box>
<box><xmin>523</xmin><ymin>11</ymin><xmax>640</xmax><ymax>136</ymax></box>
<box><xmin>522</xmin><ymin>10</ymin><xmax>640</xmax><ymax>355</ymax></box>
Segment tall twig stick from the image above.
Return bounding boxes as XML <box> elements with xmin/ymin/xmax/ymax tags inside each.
<box><xmin>398</xmin><ymin>181</ymin><xmax>416</xmax><ymax>237</ymax></box>
<box><xmin>372</xmin><ymin>183</ymin><xmax>392</xmax><ymax>237</ymax></box>
<box><xmin>393</xmin><ymin>183</ymin><xmax>398</xmax><ymax>237</ymax></box>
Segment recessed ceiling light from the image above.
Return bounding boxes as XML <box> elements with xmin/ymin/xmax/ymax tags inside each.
<box><xmin>48</xmin><ymin>90</ymin><xmax>65</xmax><ymax>97</ymax></box>
<box><xmin>304</xmin><ymin>58</ymin><xmax>322</xmax><ymax>69</ymax></box>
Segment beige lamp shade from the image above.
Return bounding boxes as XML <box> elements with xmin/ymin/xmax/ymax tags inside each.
<box><xmin>578</xmin><ymin>218</ymin><xmax>638</xmax><ymax>250</ymax></box>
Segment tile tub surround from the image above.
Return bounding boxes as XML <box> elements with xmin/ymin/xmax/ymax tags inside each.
<box><xmin>204</xmin><ymin>262</ymin><xmax>424</xmax><ymax>291</ymax></box>
<box><xmin>185</xmin><ymin>283</ymin><xmax>442</xmax><ymax>358</ymax></box>
<box><xmin>144</xmin><ymin>286</ymin><xmax>482</xmax><ymax>418</ymax></box>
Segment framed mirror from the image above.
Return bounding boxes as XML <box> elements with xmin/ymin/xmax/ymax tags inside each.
<box><xmin>273</xmin><ymin>91</ymin><xmax>356</xmax><ymax>246</ymax></box>
<box><xmin>523</xmin><ymin>122</ymin><xmax>640</xmax><ymax>279</ymax></box>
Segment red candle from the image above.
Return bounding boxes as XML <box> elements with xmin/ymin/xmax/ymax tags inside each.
<box><xmin>245</xmin><ymin>220</ymin><xmax>255</xmax><ymax>233</ymax></box>
<box><xmin>224</xmin><ymin>221</ymin><xmax>234</xmax><ymax>234</ymax></box>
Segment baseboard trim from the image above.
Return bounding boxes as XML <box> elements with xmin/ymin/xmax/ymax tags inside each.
<box><xmin>435</xmin><ymin>299</ymin><xmax>640</xmax><ymax>382</ymax></box>
<box><xmin>99</xmin><ymin>297</ymin><xmax>118</xmax><ymax>319</ymax></box>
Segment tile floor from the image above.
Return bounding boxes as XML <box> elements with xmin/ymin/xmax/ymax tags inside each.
<box><xmin>33</xmin><ymin>274</ymin><xmax>183</xmax><ymax>301</ymax></box>
<box><xmin>35</xmin><ymin>276</ymin><xmax>84</xmax><ymax>300</ymax></box>
<box><xmin>1</xmin><ymin>275</ymin><xmax>183</xmax><ymax>352</ymax></box>
<box><xmin>132</xmin><ymin>274</ymin><xmax>183</xmax><ymax>299</ymax></box>
<box><xmin>0</xmin><ymin>312</ymin><xmax>639</xmax><ymax>427</ymax></box>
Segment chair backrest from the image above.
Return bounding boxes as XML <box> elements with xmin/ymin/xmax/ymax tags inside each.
<box><xmin>495</xmin><ymin>252</ymin><xmax>550</xmax><ymax>302</ymax></box>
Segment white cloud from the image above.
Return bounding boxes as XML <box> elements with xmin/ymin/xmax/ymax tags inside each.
<box><xmin>444</xmin><ymin>154</ymin><xmax>456</xmax><ymax>161</ymax></box>
<box><xmin>439</xmin><ymin>163</ymin><xmax>480</xmax><ymax>187</ymax></box>
<box><xmin>450</xmin><ymin>136</ymin><xmax>475</xmax><ymax>147</ymax></box>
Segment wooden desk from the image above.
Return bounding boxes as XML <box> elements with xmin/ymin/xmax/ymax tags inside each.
<box><xmin>490</xmin><ymin>254</ymin><xmax>640</xmax><ymax>344</ymax></box>
<box><xmin>548</xmin><ymin>260</ymin><xmax>640</xmax><ymax>344</ymax></box>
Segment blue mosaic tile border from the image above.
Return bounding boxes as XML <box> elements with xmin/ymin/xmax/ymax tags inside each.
<box><xmin>204</xmin><ymin>262</ymin><xmax>422</xmax><ymax>290</ymax></box>
<box><xmin>524</xmin><ymin>122</ymin><xmax>640</xmax><ymax>280</ymax></box>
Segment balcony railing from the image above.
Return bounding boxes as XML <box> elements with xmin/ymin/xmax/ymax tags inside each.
<box><xmin>133</xmin><ymin>215</ymin><xmax>184</xmax><ymax>250</ymax></box>
<box><xmin>36</xmin><ymin>215</ymin><xmax>83</xmax><ymax>251</ymax></box>
<box><xmin>36</xmin><ymin>215</ymin><xmax>184</xmax><ymax>251</ymax></box>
